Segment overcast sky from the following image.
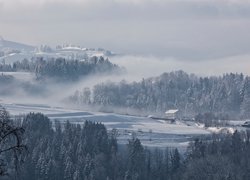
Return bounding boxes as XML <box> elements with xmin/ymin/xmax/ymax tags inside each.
<box><xmin>1</xmin><ymin>0</ymin><xmax>250</xmax><ymax>61</ymax></box>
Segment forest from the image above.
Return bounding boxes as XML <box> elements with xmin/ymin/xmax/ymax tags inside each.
<box><xmin>0</xmin><ymin>56</ymin><xmax>122</xmax><ymax>81</ymax></box>
<box><xmin>1</xmin><ymin>107</ymin><xmax>250</xmax><ymax>180</ymax></box>
<box><xmin>70</xmin><ymin>71</ymin><xmax>250</xmax><ymax>119</ymax></box>
<box><xmin>0</xmin><ymin>56</ymin><xmax>123</xmax><ymax>97</ymax></box>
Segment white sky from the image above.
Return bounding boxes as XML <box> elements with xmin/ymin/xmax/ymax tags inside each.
<box><xmin>1</xmin><ymin>0</ymin><xmax>250</xmax><ymax>61</ymax></box>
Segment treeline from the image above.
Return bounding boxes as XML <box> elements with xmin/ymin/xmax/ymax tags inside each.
<box><xmin>2</xmin><ymin>112</ymin><xmax>250</xmax><ymax>180</ymax></box>
<box><xmin>183</xmin><ymin>130</ymin><xmax>250</xmax><ymax>180</ymax></box>
<box><xmin>0</xmin><ymin>56</ymin><xmax>122</xmax><ymax>80</ymax></box>
<box><xmin>3</xmin><ymin>113</ymin><xmax>182</xmax><ymax>180</ymax></box>
<box><xmin>70</xmin><ymin>71</ymin><xmax>250</xmax><ymax>118</ymax></box>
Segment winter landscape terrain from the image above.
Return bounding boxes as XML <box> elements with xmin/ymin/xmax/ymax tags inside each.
<box><xmin>0</xmin><ymin>100</ymin><xmax>211</xmax><ymax>149</ymax></box>
<box><xmin>1</xmin><ymin>0</ymin><xmax>250</xmax><ymax>179</ymax></box>
<box><xmin>0</xmin><ymin>37</ymin><xmax>249</xmax><ymax>150</ymax></box>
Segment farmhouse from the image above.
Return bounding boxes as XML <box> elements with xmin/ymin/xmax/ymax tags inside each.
<box><xmin>148</xmin><ymin>109</ymin><xmax>181</xmax><ymax>123</ymax></box>
<box><xmin>165</xmin><ymin>109</ymin><xmax>180</xmax><ymax>120</ymax></box>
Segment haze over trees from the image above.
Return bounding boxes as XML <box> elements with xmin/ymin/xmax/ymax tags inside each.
<box><xmin>0</xmin><ymin>56</ymin><xmax>123</xmax><ymax>97</ymax></box>
<box><xmin>0</xmin><ymin>56</ymin><xmax>122</xmax><ymax>81</ymax></box>
<box><xmin>0</xmin><ymin>74</ymin><xmax>14</xmax><ymax>84</ymax></box>
<box><xmin>1</xmin><ymin>0</ymin><xmax>249</xmax><ymax>178</ymax></box>
<box><xmin>70</xmin><ymin>71</ymin><xmax>250</xmax><ymax>119</ymax></box>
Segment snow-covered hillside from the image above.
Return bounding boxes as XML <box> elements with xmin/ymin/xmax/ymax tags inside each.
<box><xmin>0</xmin><ymin>37</ymin><xmax>116</xmax><ymax>64</ymax></box>
<box><xmin>0</xmin><ymin>36</ymin><xmax>35</xmax><ymax>52</ymax></box>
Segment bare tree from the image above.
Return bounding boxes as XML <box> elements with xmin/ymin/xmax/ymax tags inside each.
<box><xmin>0</xmin><ymin>106</ymin><xmax>26</xmax><ymax>176</ymax></box>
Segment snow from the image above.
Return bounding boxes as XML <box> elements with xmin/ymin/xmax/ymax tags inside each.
<box><xmin>0</xmin><ymin>49</ymin><xmax>108</xmax><ymax>64</ymax></box>
<box><xmin>0</xmin><ymin>102</ymin><xmax>79</xmax><ymax>116</ymax></box>
<box><xmin>0</xmin><ymin>101</ymin><xmax>212</xmax><ymax>148</ymax></box>
<box><xmin>89</xmin><ymin>52</ymin><xmax>105</xmax><ymax>57</ymax></box>
<box><xmin>165</xmin><ymin>109</ymin><xmax>179</xmax><ymax>114</ymax></box>
<box><xmin>0</xmin><ymin>38</ymin><xmax>115</xmax><ymax>65</ymax></box>
<box><xmin>207</xmin><ymin>127</ymin><xmax>235</xmax><ymax>134</ymax></box>
<box><xmin>0</xmin><ymin>52</ymin><xmax>34</xmax><ymax>64</ymax></box>
<box><xmin>62</xmin><ymin>47</ymin><xmax>82</xmax><ymax>50</ymax></box>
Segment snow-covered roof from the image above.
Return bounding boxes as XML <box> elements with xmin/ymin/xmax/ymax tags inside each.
<box><xmin>165</xmin><ymin>109</ymin><xmax>179</xmax><ymax>114</ymax></box>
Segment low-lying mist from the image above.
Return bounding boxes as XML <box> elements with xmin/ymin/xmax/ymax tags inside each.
<box><xmin>109</xmin><ymin>54</ymin><xmax>250</xmax><ymax>80</ymax></box>
<box><xmin>1</xmin><ymin>54</ymin><xmax>249</xmax><ymax>112</ymax></box>
<box><xmin>0</xmin><ymin>72</ymin><xmax>128</xmax><ymax>107</ymax></box>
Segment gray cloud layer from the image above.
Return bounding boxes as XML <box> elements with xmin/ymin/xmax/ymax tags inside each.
<box><xmin>1</xmin><ymin>0</ymin><xmax>250</xmax><ymax>61</ymax></box>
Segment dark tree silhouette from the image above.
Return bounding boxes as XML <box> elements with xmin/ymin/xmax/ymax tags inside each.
<box><xmin>0</xmin><ymin>106</ymin><xmax>26</xmax><ymax>176</ymax></box>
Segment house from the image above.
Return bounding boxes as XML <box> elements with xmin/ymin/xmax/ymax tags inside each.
<box><xmin>165</xmin><ymin>109</ymin><xmax>179</xmax><ymax>120</ymax></box>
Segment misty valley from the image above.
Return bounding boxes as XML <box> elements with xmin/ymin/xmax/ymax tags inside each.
<box><xmin>1</xmin><ymin>37</ymin><xmax>250</xmax><ymax>180</ymax></box>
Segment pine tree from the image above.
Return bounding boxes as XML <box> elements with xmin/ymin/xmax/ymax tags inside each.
<box><xmin>241</xmin><ymin>77</ymin><xmax>250</xmax><ymax>118</ymax></box>
<box><xmin>127</xmin><ymin>137</ymin><xmax>145</xmax><ymax>180</ymax></box>
<box><xmin>171</xmin><ymin>148</ymin><xmax>180</xmax><ymax>174</ymax></box>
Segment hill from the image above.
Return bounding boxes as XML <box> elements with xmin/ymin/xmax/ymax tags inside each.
<box><xmin>0</xmin><ymin>36</ymin><xmax>35</xmax><ymax>52</ymax></box>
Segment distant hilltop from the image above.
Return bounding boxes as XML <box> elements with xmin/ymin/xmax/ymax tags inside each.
<box><xmin>0</xmin><ymin>37</ymin><xmax>115</xmax><ymax>56</ymax></box>
<box><xmin>0</xmin><ymin>36</ymin><xmax>35</xmax><ymax>51</ymax></box>
<box><xmin>0</xmin><ymin>36</ymin><xmax>4</xmax><ymax>41</ymax></box>
<box><xmin>0</xmin><ymin>37</ymin><xmax>117</xmax><ymax>64</ymax></box>
<box><xmin>0</xmin><ymin>36</ymin><xmax>4</xmax><ymax>47</ymax></box>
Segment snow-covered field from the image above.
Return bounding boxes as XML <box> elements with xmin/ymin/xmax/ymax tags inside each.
<box><xmin>0</xmin><ymin>101</ymin><xmax>212</xmax><ymax>149</ymax></box>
